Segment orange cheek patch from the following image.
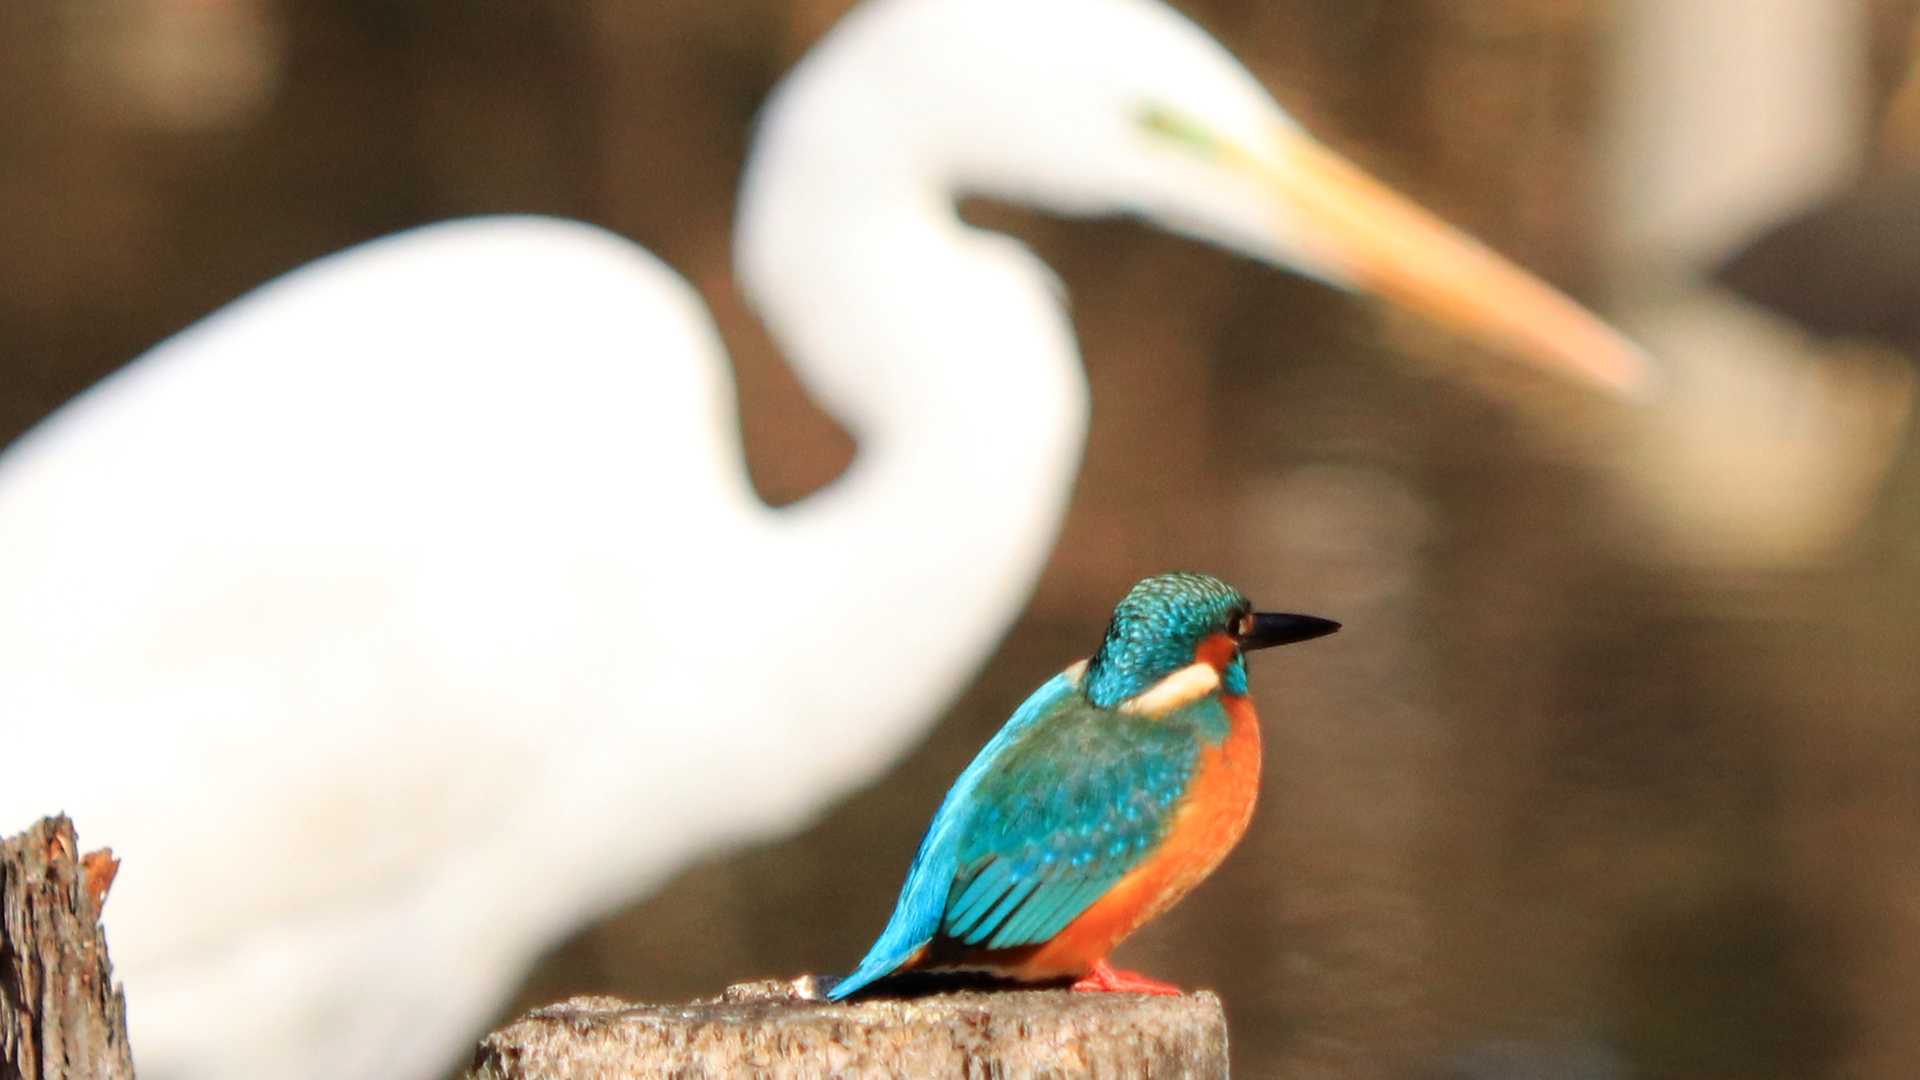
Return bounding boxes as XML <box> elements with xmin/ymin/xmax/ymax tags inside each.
<box><xmin>1193</xmin><ymin>631</ymin><xmax>1237</xmax><ymax>671</ymax></box>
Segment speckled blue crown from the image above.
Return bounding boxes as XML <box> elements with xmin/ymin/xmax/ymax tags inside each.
<box><xmin>1084</xmin><ymin>572</ymin><xmax>1248</xmax><ymax>708</ymax></box>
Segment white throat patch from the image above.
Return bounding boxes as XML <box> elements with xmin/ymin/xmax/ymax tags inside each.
<box><xmin>1117</xmin><ymin>661</ymin><xmax>1221</xmax><ymax>716</ymax></box>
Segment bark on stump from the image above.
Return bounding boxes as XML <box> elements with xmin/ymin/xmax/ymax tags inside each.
<box><xmin>0</xmin><ymin>816</ymin><xmax>134</xmax><ymax>1080</ymax></box>
<box><xmin>470</xmin><ymin>977</ymin><xmax>1229</xmax><ymax>1078</ymax></box>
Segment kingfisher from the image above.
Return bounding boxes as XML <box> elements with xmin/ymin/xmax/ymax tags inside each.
<box><xmin>828</xmin><ymin>572</ymin><xmax>1339</xmax><ymax>999</ymax></box>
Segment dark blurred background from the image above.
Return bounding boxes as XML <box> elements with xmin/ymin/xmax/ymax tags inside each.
<box><xmin>6</xmin><ymin>2</ymin><xmax>1920</xmax><ymax>1077</ymax></box>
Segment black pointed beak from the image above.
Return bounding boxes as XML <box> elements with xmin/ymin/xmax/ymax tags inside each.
<box><xmin>1239</xmin><ymin>612</ymin><xmax>1341</xmax><ymax>651</ymax></box>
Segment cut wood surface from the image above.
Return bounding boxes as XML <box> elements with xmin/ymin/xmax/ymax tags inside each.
<box><xmin>469</xmin><ymin>977</ymin><xmax>1229</xmax><ymax>1078</ymax></box>
<box><xmin>0</xmin><ymin>816</ymin><xmax>134</xmax><ymax>1080</ymax></box>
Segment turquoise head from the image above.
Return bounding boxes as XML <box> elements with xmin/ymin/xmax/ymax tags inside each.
<box><xmin>1082</xmin><ymin>572</ymin><xmax>1339</xmax><ymax>709</ymax></box>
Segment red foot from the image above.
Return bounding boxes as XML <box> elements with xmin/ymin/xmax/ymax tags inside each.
<box><xmin>1070</xmin><ymin>959</ymin><xmax>1184</xmax><ymax>996</ymax></box>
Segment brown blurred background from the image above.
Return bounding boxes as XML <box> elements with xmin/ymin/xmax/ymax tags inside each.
<box><xmin>6</xmin><ymin>2</ymin><xmax>1920</xmax><ymax>1077</ymax></box>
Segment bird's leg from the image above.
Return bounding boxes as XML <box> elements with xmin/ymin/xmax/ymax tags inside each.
<box><xmin>1070</xmin><ymin>958</ymin><xmax>1184</xmax><ymax>996</ymax></box>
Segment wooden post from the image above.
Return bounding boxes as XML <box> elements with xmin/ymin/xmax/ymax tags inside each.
<box><xmin>469</xmin><ymin>978</ymin><xmax>1229</xmax><ymax>1078</ymax></box>
<box><xmin>0</xmin><ymin>816</ymin><xmax>134</xmax><ymax>1080</ymax></box>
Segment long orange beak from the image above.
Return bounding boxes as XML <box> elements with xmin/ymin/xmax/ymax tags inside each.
<box><xmin>1234</xmin><ymin>123</ymin><xmax>1653</xmax><ymax>397</ymax></box>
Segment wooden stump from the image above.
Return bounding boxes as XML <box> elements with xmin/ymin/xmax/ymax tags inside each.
<box><xmin>470</xmin><ymin>977</ymin><xmax>1229</xmax><ymax>1078</ymax></box>
<box><xmin>0</xmin><ymin>816</ymin><xmax>134</xmax><ymax>1080</ymax></box>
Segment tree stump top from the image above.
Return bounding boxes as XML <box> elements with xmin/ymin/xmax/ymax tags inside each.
<box><xmin>470</xmin><ymin>977</ymin><xmax>1228</xmax><ymax>1078</ymax></box>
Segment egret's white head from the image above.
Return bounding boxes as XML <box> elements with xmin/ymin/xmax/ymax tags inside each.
<box><xmin>742</xmin><ymin>0</ymin><xmax>1650</xmax><ymax>397</ymax></box>
<box><xmin>818</xmin><ymin>0</ymin><xmax>1318</xmax><ymax>259</ymax></box>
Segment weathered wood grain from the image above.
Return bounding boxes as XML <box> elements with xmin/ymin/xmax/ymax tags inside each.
<box><xmin>1</xmin><ymin>816</ymin><xmax>134</xmax><ymax>1080</ymax></box>
<box><xmin>470</xmin><ymin>977</ymin><xmax>1228</xmax><ymax>1078</ymax></box>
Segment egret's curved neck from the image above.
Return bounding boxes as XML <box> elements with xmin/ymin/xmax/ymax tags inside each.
<box><xmin>733</xmin><ymin>103</ymin><xmax>1089</xmax><ymax>791</ymax></box>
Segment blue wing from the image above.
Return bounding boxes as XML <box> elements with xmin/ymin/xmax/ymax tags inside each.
<box><xmin>937</xmin><ymin>696</ymin><xmax>1207</xmax><ymax>950</ymax></box>
<box><xmin>828</xmin><ymin>671</ymin><xmax>1215</xmax><ymax>999</ymax></box>
<box><xmin>828</xmin><ymin>669</ymin><xmax>1079</xmax><ymax>999</ymax></box>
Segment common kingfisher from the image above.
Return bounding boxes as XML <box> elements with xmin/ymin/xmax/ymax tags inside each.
<box><xmin>828</xmin><ymin>572</ymin><xmax>1339</xmax><ymax>999</ymax></box>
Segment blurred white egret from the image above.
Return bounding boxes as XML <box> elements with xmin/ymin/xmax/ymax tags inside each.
<box><xmin>0</xmin><ymin>1</ymin><xmax>1645</xmax><ymax>1077</ymax></box>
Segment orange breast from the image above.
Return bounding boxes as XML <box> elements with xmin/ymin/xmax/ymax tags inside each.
<box><xmin>1010</xmin><ymin>693</ymin><xmax>1263</xmax><ymax>979</ymax></box>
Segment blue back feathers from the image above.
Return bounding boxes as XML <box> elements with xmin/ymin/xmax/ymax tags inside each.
<box><xmin>828</xmin><ymin>670</ymin><xmax>1081</xmax><ymax>998</ymax></box>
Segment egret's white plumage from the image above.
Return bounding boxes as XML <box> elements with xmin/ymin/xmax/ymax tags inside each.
<box><xmin>0</xmin><ymin>1</ymin><xmax>1644</xmax><ymax>1078</ymax></box>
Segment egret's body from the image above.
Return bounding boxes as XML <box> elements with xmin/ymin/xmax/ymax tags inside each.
<box><xmin>0</xmin><ymin>1</ymin><xmax>1644</xmax><ymax>1077</ymax></box>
